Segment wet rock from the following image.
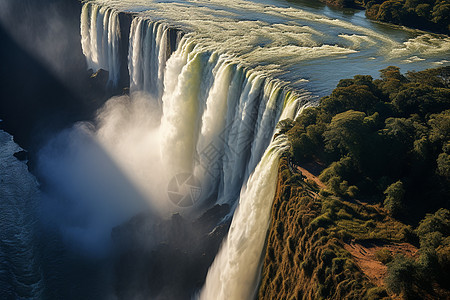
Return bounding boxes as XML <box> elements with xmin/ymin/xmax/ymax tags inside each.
<box><xmin>13</xmin><ymin>150</ymin><xmax>28</xmax><ymax>161</ymax></box>
<box><xmin>112</xmin><ymin>204</ymin><xmax>231</xmax><ymax>300</ymax></box>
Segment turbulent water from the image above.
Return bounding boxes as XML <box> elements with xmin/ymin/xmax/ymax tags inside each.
<box><xmin>84</xmin><ymin>0</ymin><xmax>449</xmax><ymax>95</ymax></box>
<box><xmin>1</xmin><ymin>0</ymin><xmax>449</xmax><ymax>299</ymax></box>
<box><xmin>199</xmin><ymin>135</ymin><xmax>290</xmax><ymax>300</ymax></box>
<box><xmin>0</xmin><ymin>131</ymin><xmax>42</xmax><ymax>299</ymax></box>
<box><xmin>78</xmin><ymin>0</ymin><xmax>450</xmax><ymax>298</ymax></box>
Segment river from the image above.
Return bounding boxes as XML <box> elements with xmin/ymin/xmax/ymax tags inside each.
<box><xmin>0</xmin><ymin>0</ymin><xmax>448</xmax><ymax>299</ymax></box>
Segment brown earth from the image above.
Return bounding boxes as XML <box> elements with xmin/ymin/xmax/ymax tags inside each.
<box><xmin>295</xmin><ymin>162</ymin><xmax>420</xmax><ymax>290</ymax></box>
<box><xmin>258</xmin><ymin>158</ymin><xmax>375</xmax><ymax>299</ymax></box>
<box><xmin>344</xmin><ymin>241</ymin><xmax>419</xmax><ymax>287</ymax></box>
<box><xmin>297</xmin><ymin>165</ymin><xmax>327</xmax><ymax>189</ymax></box>
<box><xmin>290</xmin><ymin>159</ymin><xmax>326</xmax><ymax>189</ymax></box>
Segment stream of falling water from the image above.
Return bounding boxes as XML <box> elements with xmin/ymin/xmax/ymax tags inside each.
<box><xmin>80</xmin><ymin>3</ymin><xmax>311</xmax><ymax>298</ymax></box>
<box><xmin>77</xmin><ymin>1</ymin><xmax>450</xmax><ymax>298</ymax></box>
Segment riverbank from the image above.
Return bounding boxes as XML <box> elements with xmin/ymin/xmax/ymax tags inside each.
<box><xmin>315</xmin><ymin>0</ymin><xmax>450</xmax><ymax>35</ymax></box>
<box><xmin>261</xmin><ymin>66</ymin><xmax>450</xmax><ymax>299</ymax></box>
<box><xmin>258</xmin><ymin>155</ymin><xmax>449</xmax><ymax>299</ymax></box>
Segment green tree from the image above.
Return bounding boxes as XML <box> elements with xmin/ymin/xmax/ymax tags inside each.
<box><xmin>406</xmin><ymin>66</ymin><xmax>450</xmax><ymax>89</ymax></box>
<box><xmin>416</xmin><ymin>208</ymin><xmax>450</xmax><ymax>238</ymax></box>
<box><xmin>377</xmin><ymin>0</ymin><xmax>406</xmax><ymax>23</ymax></box>
<box><xmin>415</xmin><ymin>3</ymin><xmax>431</xmax><ymax>18</ymax></box>
<box><xmin>383</xmin><ymin>180</ymin><xmax>405</xmax><ymax>216</ymax></box>
<box><xmin>321</xmin><ymin>82</ymin><xmax>379</xmax><ymax>115</ymax></box>
<box><xmin>295</xmin><ymin>107</ymin><xmax>319</xmax><ymax>128</ymax></box>
<box><xmin>290</xmin><ymin>133</ymin><xmax>315</xmax><ymax>161</ymax></box>
<box><xmin>428</xmin><ymin>110</ymin><xmax>450</xmax><ymax>144</ymax></box>
<box><xmin>431</xmin><ymin>2</ymin><xmax>450</xmax><ymax>28</ymax></box>
<box><xmin>323</xmin><ymin>110</ymin><xmax>367</xmax><ymax>158</ymax></box>
<box><xmin>378</xmin><ymin>66</ymin><xmax>407</xmax><ymax>96</ymax></box>
<box><xmin>437</xmin><ymin>152</ymin><xmax>450</xmax><ymax>178</ymax></box>
<box><xmin>385</xmin><ymin>254</ymin><xmax>419</xmax><ymax>297</ymax></box>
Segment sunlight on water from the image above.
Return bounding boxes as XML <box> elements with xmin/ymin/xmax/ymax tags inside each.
<box><xmin>87</xmin><ymin>0</ymin><xmax>450</xmax><ymax>94</ymax></box>
<box><xmin>76</xmin><ymin>1</ymin><xmax>450</xmax><ymax>298</ymax></box>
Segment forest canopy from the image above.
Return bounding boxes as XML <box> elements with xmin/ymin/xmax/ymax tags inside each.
<box><xmin>282</xmin><ymin>66</ymin><xmax>450</xmax><ymax>297</ymax></box>
<box><xmin>317</xmin><ymin>0</ymin><xmax>450</xmax><ymax>34</ymax></box>
<box><xmin>286</xmin><ymin>66</ymin><xmax>450</xmax><ymax>220</ymax></box>
<box><xmin>364</xmin><ymin>0</ymin><xmax>450</xmax><ymax>34</ymax></box>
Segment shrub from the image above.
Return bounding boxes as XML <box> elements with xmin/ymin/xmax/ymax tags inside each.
<box><xmin>416</xmin><ymin>208</ymin><xmax>450</xmax><ymax>238</ymax></box>
<box><xmin>385</xmin><ymin>254</ymin><xmax>419</xmax><ymax>296</ymax></box>
<box><xmin>400</xmin><ymin>225</ymin><xmax>417</xmax><ymax>243</ymax></box>
<box><xmin>337</xmin><ymin>208</ymin><xmax>353</xmax><ymax>220</ymax></box>
<box><xmin>281</xmin><ymin>169</ymin><xmax>291</xmax><ymax>182</ymax></box>
<box><xmin>417</xmin><ymin>249</ymin><xmax>440</xmax><ymax>281</ymax></box>
<box><xmin>306</xmin><ymin>178</ymin><xmax>318</xmax><ymax>189</ymax></box>
<box><xmin>319</xmin><ymin>189</ymin><xmax>332</xmax><ymax>197</ymax></box>
<box><xmin>365</xmin><ymin>287</ymin><xmax>389</xmax><ymax>300</ymax></box>
<box><xmin>311</xmin><ymin>214</ymin><xmax>333</xmax><ymax>229</ymax></box>
<box><xmin>346</xmin><ymin>185</ymin><xmax>359</xmax><ymax>198</ymax></box>
<box><xmin>332</xmin><ymin>257</ymin><xmax>347</xmax><ymax>274</ymax></box>
<box><xmin>420</xmin><ymin>231</ymin><xmax>443</xmax><ymax>249</ymax></box>
<box><xmin>289</xmin><ymin>173</ymin><xmax>304</xmax><ymax>184</ymax></box>
<box><xmin>375</xmin><ymin>248</ymin><xmax>392</xmax><ymax>264</ymax></box>
<box><xmin>383</xmin><ymin>180</ymin><xmax>404</xmax><ymax>216</ymax></box>
<box><xmin>365</xmin><ymin>220</ymin><xmax>376</xmax><ymax>228</ymax></box>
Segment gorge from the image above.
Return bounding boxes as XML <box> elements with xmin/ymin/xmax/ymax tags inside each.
<box><xmin>0</xmin><ymin>0</ymin><xmax>449</xmax><ymax>299</ymax></box>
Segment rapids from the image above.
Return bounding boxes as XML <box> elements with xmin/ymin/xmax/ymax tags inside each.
<box><xmin>78</xmin><ymin>1</ymin><xmax>450</xmax><ymax>298</ymax></box>
<box><xmin>0</xmin><ymin>0</ymin><xmax>448</xmax><ymax>298</ymax></box>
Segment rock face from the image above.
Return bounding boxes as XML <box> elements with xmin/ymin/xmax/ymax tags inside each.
<box><xmin>112</xmin><ymin>204</ymin><xmax>231</xmax><ymax>300</ymax></box>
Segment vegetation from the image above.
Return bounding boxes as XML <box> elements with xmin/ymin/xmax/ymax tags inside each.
<box><xmin>318</xmin><ymin>0</ymin><xmax>450</xmax><ymax>34</ymax></box>
<box><xmin>258</xmin><ymin>158</ymin><xmax>389</xmax><ymax>299</ymax></box>
<box><xmin>383</xmin><ymin>180</ymin><xmax>405</xmax><ymax>217</ymax></box>
<box><xmin>287</xmin><ymin>66</ymin><xmax>450</xmax><ymax>220</ymax></box>
<box><xmin>261</xmin><ymin>66</ymin><xmax>450</xmax><ymax>299</ymax></box>
<box><xmin>375</xmin><ymin>248</ymin><xmax>393</xmax><ymax>263</ymax></box>
<box><xmin>384</xmin><ymin>254</ymin><xmax>419</xmax><ymax>297</ymax></box>
<box><xmin>363</xmin><ymin>0</ymin><xmax>450</xmax><ymax>34</ymax></box>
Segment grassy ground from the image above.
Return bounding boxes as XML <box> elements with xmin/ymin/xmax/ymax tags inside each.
<box><xmin>257</xmin><ymin>157</ymin><xmax>416</xmax><ymax>299</ymax></box>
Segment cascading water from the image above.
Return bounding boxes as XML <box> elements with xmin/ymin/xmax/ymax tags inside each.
<box><xmin>128</xmin><ymin>17</ymin><xmax>182</xmax><ymax>98</ymax></box>
<box><xmin>81</xmin><ymin>2</ymin><xmax>121</xmax><ymax>86</ymax></box>
<box><xmin>157</xmin><ymin>37</ymin><xmax>309</xmax><ymax>207</ymax></box>
<box><xmin>77</xmin><ymin>0</ymin><xmax>449</xmax><ymax>297</ymax></box>
<box><xmin>79</xmin><ymin>2</ymin><xmax>312</xmax><ymax>297</ymax></box>
<box><xmin>105</xmin><ymin>6</ymin><xmax>311</xmax><ymax>207</ymax></box>
<box><xmin>200</xmin><ymin>134</ymin><xmax>291</xmax><ymax>300</ymax></box>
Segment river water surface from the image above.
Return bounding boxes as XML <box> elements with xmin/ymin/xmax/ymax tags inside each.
<box><xmin>0</xmin><ymin>0</ymin><xmax>449</xmax><ymax>299</ymax></box>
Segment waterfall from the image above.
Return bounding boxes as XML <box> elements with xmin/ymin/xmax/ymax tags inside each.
<box><xmin>200</xmin><ymin>135</ymin><xmax>290</xmax><ymax>300</ymax></box>
<box><xmin>80</xmin><ymin>2</ymin><xmax>312</xmax><ymax>297</ymax></box>
<box><xmin>129</xmin><ymin>17</ymin><xmax>181</xmax><ymax>98</ymax></box>
<box><xmin>80</xmin><ymin>2</ymin><xmax>121</xmax><ymax>86</ymax></box>
<box><xmin>157</xmin><ymin>35</ymin><xmax>309</xmax><ymax>205</ymax></box>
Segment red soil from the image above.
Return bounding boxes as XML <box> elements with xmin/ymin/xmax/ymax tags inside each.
<box><xmin>344</xmin><ymin>241</ymin><xmax>419</xmax><ymax>287</ymax></box>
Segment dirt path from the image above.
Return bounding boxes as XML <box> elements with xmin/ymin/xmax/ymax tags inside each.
<box><xmin>344</xmin><ymin>241</ymin><xmax>419</xmax><ymax>287</ymax></box>
<box><xmin>293</xmin><ymin>161</ymin><xmax>422</xmax><ymax>290</ymax></box>
<box><xmin>296</xmin><ymin>165</ymin><xmax>327</xmax><ymax>189</ymax></box>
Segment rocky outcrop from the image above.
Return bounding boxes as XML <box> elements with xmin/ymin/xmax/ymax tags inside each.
<box><xmin>112</xmin><ymin>204</ymin><xmax>230</xmax><ymax>300</ymax></box>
